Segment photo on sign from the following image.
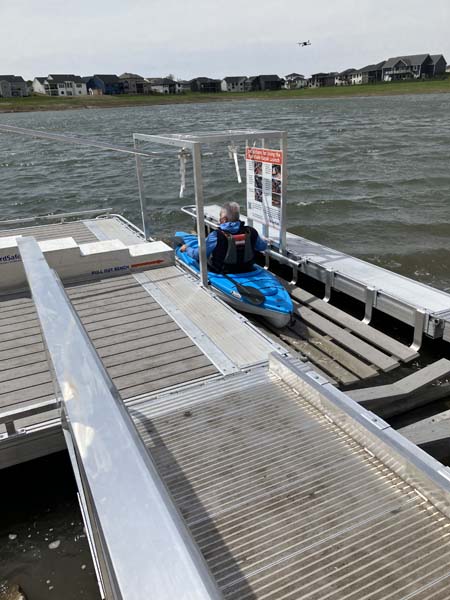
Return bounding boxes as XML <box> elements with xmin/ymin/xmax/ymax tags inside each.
<box><xmin>255</xmin><ymin>175</ymin><xmax>263</xmax><ymax>189</ymax></box>
<box><xmin>254</xmin><ymin>161</ymin><xmax>263</xmax><ymax>176</ymax></box>
<box><xmin>272</xmin><ymin>164</ymin><xmax>282</xmax><ymax>180</ymax></box>
<box><xmin>272</xmin><ymin>179</ymin><xmax>282</xmax><ymax>194</ymax></box>
<box><xmin>272</xmin><ymin>193</ymin><xmax>281</xmax><ymax>207</ymax></box>
<box><xmin>255</xmin><ymin>188</ymin><xmax>263</xmax><ymax>202</ymax></box>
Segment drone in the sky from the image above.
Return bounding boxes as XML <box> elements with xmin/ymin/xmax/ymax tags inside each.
<box><xmin>297</xmin><ymin>40</ymin><xmax>311</xmax><ymax>47</ymax></box>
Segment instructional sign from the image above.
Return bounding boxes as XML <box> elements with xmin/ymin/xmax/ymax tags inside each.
<box><xmin>246</xmin><ymin>147</ymin><xmax>283</xmax><ymax>239</ymax></box>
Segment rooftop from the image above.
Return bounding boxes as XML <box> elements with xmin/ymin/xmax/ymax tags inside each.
<box><xmin>93</xmin><ymin>74</ymin><xmax>121</xmax><ymax>83</ymax></box>
<box><xmin>0</xmin><ymin>75</ymin><xmax>26</xmax><ymax>83</ymax></box>
<box><xmin>383</xmin><ymin>54</ymin><xmax>431</xmax><ymax>69</ymax></box>
<box><xmin>48</xmin><ymin>74</ymin><xmax>84</xmax><ymax>83</ymax></box>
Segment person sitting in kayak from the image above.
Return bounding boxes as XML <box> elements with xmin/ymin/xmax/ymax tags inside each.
<box><xmin>180</xmin><ymin>201</ymin><xmax>267</xmax><ymax>273</ymax></box>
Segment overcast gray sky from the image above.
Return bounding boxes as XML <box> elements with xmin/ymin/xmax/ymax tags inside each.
<box><xmin>2</xmin><ymin>0</ymin><xmax>449</xmax><ymax>80</ymax></box>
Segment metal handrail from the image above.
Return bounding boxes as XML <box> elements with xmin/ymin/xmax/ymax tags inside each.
<box><xmin>0</xmin><ymin>208</ymin><xmax>112</xmax><ymax>226</ymax></box>
<box><xmin>17</xmin><ymin>236</ymin><xmax>222</xmax><ymax>600</ymax></box>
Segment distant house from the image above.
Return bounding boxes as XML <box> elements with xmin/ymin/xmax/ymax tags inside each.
<box><xmin>0</xmin><ymin>75</ymin><xmax>29</xmax><ymax>97</ymax></box>
<box><xmin>190</xmin><ymin>77</ymin><xmax>221</xmax><ymax>93</ymax></box>
<box><xmin>258</xmin><ymin>75</ymin><xmax>283</xmax><ymax>91</ymax></box>
<box><xmin>284</xmin><ymin>73</ymin><xmax>307</xmax><ymax>89</ymax></box>
<box><xmin>334</xmin><ymin>69</ymin><xmax>356</xmax><ymax>86</ymax></box>
<box><xmin>350</xmin><ymin>61</ymin><xmax>385</xmax><ymax>85</ymax></box>
<box><xmin>245</xmin><ymin>75</ymin><xmax>283</xmax><ymax>92</ymax></box>
<box><xmin>221</xmin><ymin>77</ymin><xmax>247</xmax><ymax>92</ymax></box>
<box><xmin>32</xmin><ymin>77</ymin><xmax>47</xmax><ymax>94</ymax></box>
<box><xmin>31</xmin><ymin>74</ymin><xmax>86</xmax><ymax>96</ymax></box>
<box><xmin>430</xmin><ymin>55</ymin><xmax>447</xmax><ymax>76</ymax></box>
<box><xmin>147</xmin><ymin>78</ymin><xmax>177</xmax><ymax>94</ymax></box>
<box><xmin>119</xmin><ymin>73</ymin><xmax>149</xmax><ymax>94</ymax></box>
<box><xmin>86</xmin><ymin>75</ymin><xmax>124</xmax><ymax>95</ymax></box>
<box><xmin>382</xmin><ymin>54</ymin><xmax>446</xmax><ymax>81</ymax></box>
<box><xmin>309</xmin><ymin>73</ymin><xmax>338</xmax><ymax>87</ymax></box>
<box><xmin>177</xmin><ymin>80</ymin><xmax>191</xmax><ymax>92</ymax></box>
<box><xmin>244</xmin><ymin>76</ymin><xmax>258</xmax><ymax>92</ymax></box>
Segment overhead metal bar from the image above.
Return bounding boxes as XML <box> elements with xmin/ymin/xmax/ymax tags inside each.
<box><xmin>17</xmin><ymin>236</ymin><xmax>223</xmax><ymax>600</ymax></box>
<box><xmin>134</xmin><ymin>129</ymin><xmax>284</xmax><ymax>147</ymax></box>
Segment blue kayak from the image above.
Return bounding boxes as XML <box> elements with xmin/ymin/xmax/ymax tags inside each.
<box><xmin>175</xmin><ymin>232</ymin><xmax>293</xmax><ymax>328</ymax></box>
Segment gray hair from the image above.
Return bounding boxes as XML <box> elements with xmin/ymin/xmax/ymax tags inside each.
<box><xmin>220</xmin><ymin>201</ymin><xmax>240</xmax><ymax>222</ymax></box>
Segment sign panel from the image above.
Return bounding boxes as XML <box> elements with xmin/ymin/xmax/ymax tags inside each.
<box><xmin>246</xmin><ymin>147</ymin><xmax>283</xmax><ymax>242</ymax></box>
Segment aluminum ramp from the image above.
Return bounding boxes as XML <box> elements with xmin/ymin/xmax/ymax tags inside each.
<box><xmin>19</xmin><ymin>236</ymin><xmax>450</xmax><ymax>600</ymax></box>
<box><xmin>132</xmin><ymin>359</ymin><xmax>450</xmax><ymax>599</ymax></box>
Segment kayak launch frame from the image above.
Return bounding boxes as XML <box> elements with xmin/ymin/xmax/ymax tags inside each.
<box><xmin>133</xmin><ymin>129</ymin><xmax>288</xmax><ymax>288</ymax></box>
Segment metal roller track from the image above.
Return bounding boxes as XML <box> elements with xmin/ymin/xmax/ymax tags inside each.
<box><xmin>133</xmin><ymin>368</ymin><xmax>450</xmax><ymax>599</ymax></box>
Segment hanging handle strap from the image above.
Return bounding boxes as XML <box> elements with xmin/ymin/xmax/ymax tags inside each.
<box><xmin>178</xmin><ymin>148</ymin><xmax>189</xmax><ymax>198</ymax></box>
<box><xmin>227</xmin><ymin>143</ymin><xmax>242</xmax><ymax>184</ymax></box>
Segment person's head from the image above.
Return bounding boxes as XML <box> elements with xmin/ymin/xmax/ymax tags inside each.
<box><xmin>219</xmin><ymin>202</ymin><xmax>240</xmax><ymax>224</ymax></box>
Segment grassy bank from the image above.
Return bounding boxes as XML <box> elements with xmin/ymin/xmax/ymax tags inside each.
<box><xmin>1</xmin><ymin>77</ymin><xmax>450</xmax><ymax>113</ymax></box>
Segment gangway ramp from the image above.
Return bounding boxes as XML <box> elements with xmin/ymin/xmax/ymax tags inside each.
<box><xmin>17</xmin><ymin>235</ymin><xmax>450</xmax><ymax>600</ymax></box>
<box><xmin>132</xmin><ymin>358</ymin><xmax>450</xmax><ymax>599</ymax></box>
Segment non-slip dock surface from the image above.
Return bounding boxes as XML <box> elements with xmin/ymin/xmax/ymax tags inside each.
<box><xmin>0</xmin><ymin>274</ymin><xmax>218</xmax><ymax>433</ymax></box>
<box><xmin>0</xmin><ymin>221</ymin><xmax>98</xmax><ymax>244</ymax></box>
<box><xmin>134</xmin><ymin>370</ymin><xmax>450</xmax><ymax>599</ymax></box>
<box><xmin>66</xmin><ymin>275</ymin><xmax>218</xmax><ymax>399</ymax></box>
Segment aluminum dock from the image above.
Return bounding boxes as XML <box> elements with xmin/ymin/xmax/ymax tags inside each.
<box><xmin>0</xmin><ymin>220</ymin><xmax>449</xmax><ymax>598</ymax></box>
<box><xmin>2</xmin><ymin>127</ymin><xmax>450</xmax><ymax>599</ymax></box>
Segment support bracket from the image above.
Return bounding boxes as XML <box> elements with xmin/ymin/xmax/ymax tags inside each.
<box><xmin>324</xmin><ymin>269</ymin><xmax>334</xmax><ymax>302</ymax></box>
<box><xmin>363</xmin><ymin>286</ymin><xmax>377</xmax><ymax>324</ymax></box>
<box><xmin>411</xmin><ymin>308</ymin><xmax>427</xmax><ymax>352</ymax></box>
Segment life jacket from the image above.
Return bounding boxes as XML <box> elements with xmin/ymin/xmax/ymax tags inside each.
<box><xmin>208</xmin><ymin>221</ymin><xmax>259</xmax><ymax>274</ymax></box>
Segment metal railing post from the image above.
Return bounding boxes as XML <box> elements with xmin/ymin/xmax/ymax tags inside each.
<box><xmin>192</xmin><ymin>143</ymin><xmax>209</xmax><ymax>287</ymax></box>
<box><xmin>134</xmin><ymin>137</ymin><xmax>149</xmax><ymax>239</ymax></box>
<box><xmin>280</xmin><ymin>131</ymin><xmax>288</xmax><ymax>255</ymax></box>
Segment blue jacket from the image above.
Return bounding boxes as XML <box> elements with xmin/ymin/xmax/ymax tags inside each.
<box><xmin>185</xmin><ymin>221</ymin><xmax>267</xmax><ymax>261</ymax></box>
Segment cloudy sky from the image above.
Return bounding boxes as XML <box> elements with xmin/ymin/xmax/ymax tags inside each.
<box><xmin>2</xmin><ymin>0</ymin><xmax>449</xmax><ymax>80</ymax></box>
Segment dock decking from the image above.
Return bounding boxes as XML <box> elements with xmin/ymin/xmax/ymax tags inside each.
<box><xmin>0</xmin><ymin>222</ymin><xmax>276</xmax><ymax>468</ymax></box>
<box><xmin>0</xmin><ymin>274</ymin><xmax>218</xmax><ymax>434</ymax></box>
<box><xmin>0</xmin><ymin>220</ymin><xmax>98</xmax><ymax>244</ymax></box>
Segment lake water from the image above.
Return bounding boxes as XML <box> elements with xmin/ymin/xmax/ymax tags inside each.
<box><xmin>1</xmin><ymin>92</ymin><xmax>450</xmax><ymax>291</ymax></box>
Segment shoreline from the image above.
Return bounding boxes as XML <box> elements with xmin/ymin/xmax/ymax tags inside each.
<box><xmin>1</xmin><ymin>79</ymin><xmax>450</xmax><ymax>113</ymax></box>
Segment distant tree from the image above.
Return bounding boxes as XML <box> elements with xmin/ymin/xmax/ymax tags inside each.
<box><xmin>166</xmin><ymin>73</ymin><xmax>175</xmax><ymax>80</ymax></box>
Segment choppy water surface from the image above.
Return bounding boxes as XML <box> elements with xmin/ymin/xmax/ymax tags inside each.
<box><xmin>0</xmin><ymin>93</ymin><xmax>449</xmax><ymax>289</ymax></box>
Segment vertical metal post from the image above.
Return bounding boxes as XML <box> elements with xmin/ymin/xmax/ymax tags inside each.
<box><xmin>192</xmin><ymin>143</ymin><xmax>208</xmax><ymax>288</ymax></box>
<box><xmin>245</xmin><ymin>138</ymin><xmax>254</xmax><ymax>228</ymax></box>
<box><xmin>260</xmin><ymin>138</ymin><xmax>269</xmax><ymax>242</ymax></box>
<box><xmin>280</xmin><ymin>132</ymin><xmax>288</xmax><ymax>255</ymax></box>
<box><xmin>134</xmin><ymin>137</ymin><xmax>149</xmax><ymax>240</ymax></box>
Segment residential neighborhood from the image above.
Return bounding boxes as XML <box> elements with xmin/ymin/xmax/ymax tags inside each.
<box><xmin>0</xmin><ymin>52</ymin><xmax>447</xmax><ymax>98</ymax></box>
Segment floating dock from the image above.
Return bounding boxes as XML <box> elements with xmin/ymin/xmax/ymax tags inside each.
<box><xmin>0</xmin><ymin>216</ymin><xmax>450</xmax><ymax>599</ymax></box>
<box><xmin>2</xmin><ymin>126</ymin><xmax>450</xmax><ymax>599</ymax></box>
